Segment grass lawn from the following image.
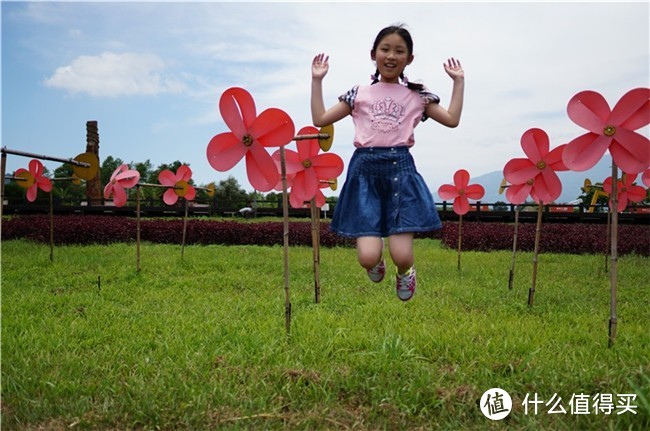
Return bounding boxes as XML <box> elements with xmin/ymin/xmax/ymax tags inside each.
<box><xmin>1</xmin><ymin>238</ymin><xmax>649</xmax><ymax>430</ymax></box>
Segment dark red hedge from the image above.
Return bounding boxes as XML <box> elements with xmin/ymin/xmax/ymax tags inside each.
<box><xmin>1</xmin><ymin>215</ymin><xmax>648</xmax><ymax>256</ymax></box>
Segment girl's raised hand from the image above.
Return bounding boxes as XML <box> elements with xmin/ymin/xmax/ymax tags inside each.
<box><xmin>312</xmin><ymin>53</ymin><xmax>329</xmax><ymax>80</ymax></box>
<box><xmin>443</xmin><ymin>57</ymin><xmax>464</xmax><ymax>81</ymax></box>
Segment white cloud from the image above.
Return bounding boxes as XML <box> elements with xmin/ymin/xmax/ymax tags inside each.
<box><xmin>43</xmin><ymin>52</ymin><xmax>186</xmax><ymax>97</ymax></box>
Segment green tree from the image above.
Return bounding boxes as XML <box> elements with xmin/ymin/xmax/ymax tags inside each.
<box><xmin>214</xmin><ymin>176</ymin><xmax>248</xmax><ymax>209</ymax></box>
<box><xmin>493</xmin><ymin>200</ymin><xmax>508</xmax><ymax>211</ymax></box>
<box><xmin>52</xmin><ymin>163</ymin><xmax>85</xmax><ymax>203</ymax></box>
<box><xmin>100</xmin><ymin>156</ymin><xmax>124</xmax><ymax>186</ymax></box>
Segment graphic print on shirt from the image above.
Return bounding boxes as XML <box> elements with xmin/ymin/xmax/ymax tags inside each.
<box><xmin>370</xmin><ymin>97</ymin><xmax>405</xmax><ymax>133</ymax></box>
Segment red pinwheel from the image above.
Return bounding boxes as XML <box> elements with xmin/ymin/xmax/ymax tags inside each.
<box><xmin>503</xmin><ymin>128</ymin><xmax>568</xmax><ymax>204</ymax></box>
<box><xmin>437</xmin><ymin>169</ymin><xmax>485</xmax><ymax>215</ymax></box>
<box><xmin>642</xmin><ymin>169</ymin><xmax>650</xmax><ymax>188</ymax></box>
<box><xmin>158</xmin><ymin>165</ymin><xmax>196</xmax><ymax>205</ymax></box>
<box><xmin>603</xmin><ymin>172</ymin><xmax>646</xmax><ymax>213</ymax></box>
<box><xmin>103</xmin><ymin>164</ymin><xmax>140</xmax><ymax>207</ymax></box>
<box><xmin>14</xmin><ymin>159</ymin><xmax>52</xmax><ymax>202</ymax></box>
<box><xmin>206</xmin><ymin>87</ymin><xmax>295</xmax><ymax>192</ymax></box>
<box><xmin>272</xmin><ymin>126</ymin><xmax>344</xmax><ymax>209</ymax></box>
<box><xmin>563</xmin><ymin>88</ymin><xmax>650</xmax><ymax>174</ymax></box>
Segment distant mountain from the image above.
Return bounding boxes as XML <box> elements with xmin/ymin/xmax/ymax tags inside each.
<box><xmin>435</xmin><ymin>158</ymin><xmax>615</xmax><ymax>205</ymax></box>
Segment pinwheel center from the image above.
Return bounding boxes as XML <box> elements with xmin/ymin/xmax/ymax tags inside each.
<box><xmin>242</xmin><ymin>134</ymin><xmax>254</xmax><ymax>147</ymax></box>
<box><xmin>536</xmin><ymin>161</ymin><xmax>547</xmax><ymax>170</ymax></box>
<box><xmin>603</xmin><ymin>125</ymin><xmax>616</xmax><ymax>137</ymax></box>
<box><xmin>302</xmin><ymin>159</ymin><xmax>312</xmax><ymax>168</ymax></box>
<box><xmin>526</xmin><ymin>179</ymin><xmax>534</xmax><ymax>185</ymax></box>
<box><xmin>174</xmin><ymin>180</ymin><xmax>189</xmax><ymax>197</ymax></box>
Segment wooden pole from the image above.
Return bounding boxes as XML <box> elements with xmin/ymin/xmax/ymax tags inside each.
<box><xmin>605</xmin><ymin>210</ymin><xmax>611</xmax><ymax>274</ymax></box>
<box><xmin>136</xmin><ymin>186</ymin><xmax>141</xmax><ymax>273</ymax></box>
<box><xmin>311</xmin><ymin>198</ymin><xmax>321</xmax><ymax>303</ymax></box>
<box><xmin>608</xmin><ymin>163</ymin><xmax>619</xmax><ymax>347</ymax></box>
<box><xmin>1</xmin><ymin>152</ymin><xmax>6</xmax><ymax>220</ymax></box>
<box><xmin>181</xmin><ymin>199</ymin><xmax>189</xmax><ymax>259</ymax></box>
<box><xmin>0</xmin><ymin>147</ymin><xmax>90</xmax><ymax>167</ymax></box>
<box><xmin>49</xmin><ymin>191</ymin><xmax>54</xmax><ymax>262</ymax></box>
<box><xmin>280</xmin><ymin>147</ymin><xmax>291</xmax><ymax>335</ymax></box>
<box><xmin>508</xmin><ymin>206</ymin><xmax>520</xmax><ymax>290</ymax></box>
<box><xmin>457</xmin><ymin>214</ymin><xmax>463</xmax><ymax>272</ymax></box>
<box><xmin>528</xmin><ymin>202</ymin><xmax>544</xmax><ymax>307</ymax></box>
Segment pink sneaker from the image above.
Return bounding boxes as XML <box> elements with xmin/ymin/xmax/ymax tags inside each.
<box><xmin>396</xmin><ymin>267</ymin><xmax>416</xmax><ymax>301</ymax></box>
<box><xmin>367</xmin><ymin>259</ymin><xmax>386</xmax><ymax>283</ymax></box>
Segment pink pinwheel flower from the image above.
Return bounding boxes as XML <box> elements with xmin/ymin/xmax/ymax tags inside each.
<box><xmin>503</xmin><ymin>128</ymin><xmax>568</xmax><ymax>205</ymax></box>
<box><xmin>563</xmin><ymin>88</ymin><xmax>650</xmax><ymax>174</ymax></box>
<box><xmin>158</xmin><ymin>165</ymin><xmax>196</xmax><ymax>205</ymax></box>
<box><xmin>438</xmin><ymin>169</ymin><xmax>485</xmax><ymax>215</ymax></box>
<box><xmin>602</xmin><ymin>172</ymin><xmax>647</xmax><ymax>213</ymax></box>
<box><xmin>642</xmin><ymin>169</ymin><xmax>650</xmax><ymax>188</ymax></box>
<box><xmin>272</xmin><ymin>126</ymin><xmax>344</xmax><ymax>209</ymax></box>
<box><xmin>103</xmin><ymin>164</ymin><xmax>140</xmax><ymax>207</ymax></box>
<box><xmin>206</xmin><ymin>87</ymin><xmax>295</xmax><ymax>192</ymax></box>
<box><xmin>14</xmin><ymin>159</ymin><xmax>52</xmax><ymax>202</ymax></box>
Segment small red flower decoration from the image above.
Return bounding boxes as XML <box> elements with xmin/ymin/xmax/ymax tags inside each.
<box><xmin>206</xmin><ymin>87</ymin><xmax>295</xmax><ymax>192</ymax></box>
<box><xmin>272</xmin><ymin>126</ymin><xmax>344</xmax><ymax>209</ymax></box>
<box><xmin>438</xmin><ymin>169</ymin><xmax>485</xmax><ymax>215</ymax></box>
<box><xmin>563</xmin><ymin>88</ymin><xmax>650</xmax><ymax>174</ymax></box>
<box><xmin>158</xmin><ymin>165</ymin><xmax>196</xmax><ymax>205</ymax></box>
<box><xmin>103</xmin><ymin>164</ymin><xmax>140</xmax><ymax>207</ymax></box>
<box><xmin>14</xmin><ymin>159</ymin><xmax>52</xmax><ymax>202</ymax></box>
<box><xmin>503</xmin><ymin>128</ymin><xmax>568</xmax><ymax>205</ymax></box>
<box><xmin>602</xmin><ymin>172</ymin><xmax>646</xmax><ymax>213</ymax></box>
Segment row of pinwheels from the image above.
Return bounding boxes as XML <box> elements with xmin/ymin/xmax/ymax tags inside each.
<box><xmin>203</xmin><ymin>87</ymin><xmax>345</xmax><ymax>333</ymax></box>
<box><xmin>205</xmin><ymin>87</ymin><xmax>344</xmax><ymax>210</ymax></box>
<box><xmin>502</xmin><ymin>89</ymin><xmax>649</xmax><ymax>209</ymax></box>
<box><xmin>436</xmin><ymin>87</ymin><xmax>648</xmax><ymax>347</ymax></box>
<box><xmin>12</xmin><ymin>157</ymin><xmax>198</xmax><ymax>208</ymax></box>
<box><xmin>436</xmin><ymin>88</ymin><xmax>649</xmax><ymax>218</ymax></box>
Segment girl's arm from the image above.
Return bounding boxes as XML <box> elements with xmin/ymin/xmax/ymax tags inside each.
<box><xmin>311</xmin><ymin>53</ymin><xmax>351</xmax><ymax>127</ymax></box>
<box><xmin>425</xmin><ymin>58</ymin><xmax>464</xmax><ymax>128</ymax></box>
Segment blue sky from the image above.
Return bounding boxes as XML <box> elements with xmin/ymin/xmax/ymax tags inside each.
<box><xmin>2</xmin><ymin>1</ymin><xmax>648</xmax><ymax>200</ymax></box>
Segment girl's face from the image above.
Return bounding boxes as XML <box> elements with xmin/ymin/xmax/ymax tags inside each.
<box><xmin>371</xmin><ymin>33</ymin><xmax>414</xmax><ymax>84</ymax></box>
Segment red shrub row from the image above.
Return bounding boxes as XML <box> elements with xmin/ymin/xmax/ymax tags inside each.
<box><xmin>441</xmin><ymin>221</ymin><xmax>649</xmax><ymax>256</ymax></box>
<box><xmin>1</xmin><ymin>215</ymin><xmax>647</xmax><ymax>256</ymax></box>
<box><xmin>0</xmin><ymin>215</ymin><xmax>354</xmax><ymax>248</ymax></box>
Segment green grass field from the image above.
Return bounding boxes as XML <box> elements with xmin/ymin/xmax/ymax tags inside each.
<box><xmin>2</xmin><ymin>239</ymin><xmax>648</xmax><ymax>430</ymax></box>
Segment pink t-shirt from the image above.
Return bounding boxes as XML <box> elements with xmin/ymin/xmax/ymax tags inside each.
<box><xmin>339</xmin><ymin>82</ymin><xmax>439</xmax><ymax>148</ymax></box>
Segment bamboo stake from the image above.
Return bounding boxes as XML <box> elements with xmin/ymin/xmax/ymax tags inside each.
<box><xmin>528</xmin><ymin>202</ymin><xmax>544</xmax><ymax>307</ymax></box>
<box><xmin>605</xmin><ymin>210</ymin><xmax>611</xmax><ymax>274</ymax></box>
<box><xmin>293</xmin><ymin>133</ymin><xmax>330</xmax><ymax>141</ymax></box>
<box><xmin>608</xmin><ymin>163</ymin><xmax>619</xmax><ymax>347</ymax></box>
<box><xmin>1</xmin><ymin>152</ymin><xmax>6</xmax><ymax>221</ymax></box>
<box><xmin>508</xmin><ymin>206</ymin><xmax>520</xmax><ymax>289</ymax></box>
<box><xmin>310</xmin><ymin>198</ymin><xmax>321</xmax><ymax>303</ymax></box>
<box><xmin>136</xmin><ymin>186</ymin><xmax>141</xmax><ymax>273</ymax></box>
<box><xmin>0</xmin><ymin>147</ymin><xmax>91</xmax><ymax>167</ymax></box>
<box><xmin>457</xmin><ymin>214</ymin><xmax>463</xmax><ymax>272</ymax></box>
<box><xmin>49</xmin><ymin>191</ymin><xmax>54</xmax><ymax>262</ymax></box>
<box><xmin>280</xmin><ymin>147</ymin><xmax>291</xmax><ymax>335</ymax></box>
<box><xmin>181</xmin><ymin>199</ymin><xmax>188</xmax><ymax>259</ymax></box>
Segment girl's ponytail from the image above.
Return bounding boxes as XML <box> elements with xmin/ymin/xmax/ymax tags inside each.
<box><xmin>401</xmin><ymin>73</ymin><xmax>424</xmax><ymax>91</ymax></box>
<box><xmin>370</xmin><ymin>68</ymin><xmax>380</xmax><ymax>84</ymax></box>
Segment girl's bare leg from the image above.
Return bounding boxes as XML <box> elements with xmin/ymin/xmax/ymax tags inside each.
<box><xmin>388</xmin><ymin>233</ymin><xmax>414</xmax><ymax>274</ymax></box>
<box><xmin>356</xmin><ymin>236</ymin><xmax>384</xmax><ymax>269</ymax></box>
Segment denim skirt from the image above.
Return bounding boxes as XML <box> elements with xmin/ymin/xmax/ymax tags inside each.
<box><xmin>330</xmin><ymin>146</ymin><xmax>442</xmax><ymax>238</ymax></box>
